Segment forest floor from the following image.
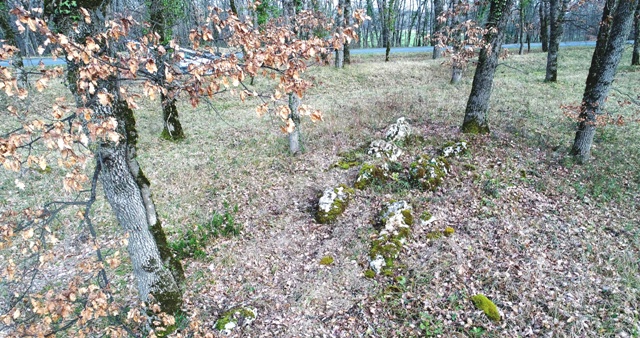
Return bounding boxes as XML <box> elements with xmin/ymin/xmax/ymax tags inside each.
<box><xmin>2</xmin><ymin>47</ymin><xmax>640</xmax><ymax>337</ymax></box>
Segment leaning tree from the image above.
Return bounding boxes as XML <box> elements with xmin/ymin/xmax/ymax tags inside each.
<box><xmin>570</xmin><ymin>0</ymin><xmax>638</xmax><ymax>163</ymax></box>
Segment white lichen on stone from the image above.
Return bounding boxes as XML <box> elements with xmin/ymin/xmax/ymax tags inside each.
<box><xmin>441</xmin><ymin>141</ymin><xmax>468</xmax><ymax>158</ymax></box>
<box><xmin>318</xmin><ymin>188</ymin><xmax>340</xmax><ymax>213</ymax></box>
<box><xmin>385</xmin><ymin>117</ymin><xmax>412</xmax><ymax>142</ymax></box>
<box><xmin>370</xmin><ymin>254</ymin><xmax>385</xmax><ymax>274</ymax></box>
<box><xmin>368</xmin><ymin>140</ymin><xmax>403</xmax><ymax>161</ymax></box>
<box><xmin>316</xmin><ymin>185</ymin><xmax>353</xmax><ymax>224</ymax></box>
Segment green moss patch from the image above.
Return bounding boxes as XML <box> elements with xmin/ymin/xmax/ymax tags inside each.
<box><xmin>471</xmin><ymin>294</ymin><xmax>500</xmax><ymax>322</ymax></box>
<box><xmin>319</xmin><ymin>256</ymin><xmax>334</xmax><ymax>265</ymax></box>
<box><xmin>409</xmin><ymin>155</ymin><xmax>449</xmax><ymax>191</ymax></box>
<box><xmin>354</xmin><ymin>162</ymin><xmax>389</xmax><ymax>189</ymax></box>
<box><xmin>214</xmin><ymin>306</ymin><xmax>257</xmax><ymax>334</ymax></box>
<box><xmin>369</xmin><ymin>201</ymin><xmax>413</xmax><ymax>276</ymax></box>
<box><xmin>443</xmin><ymin>226</ymin><xmax>455</xmax><ymax>237</ymax></box>
<box><xmin>315</xmin><ymin>185</ymin><xmax>354</xmax><ymax>224</ymax></box>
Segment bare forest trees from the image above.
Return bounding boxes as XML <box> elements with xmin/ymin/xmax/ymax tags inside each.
<box><xmin>432</xmin><ymin>0</ymin><xmax>445</xmax><ymax>59</ymax></box>
<box><xmin>570</xmin><ymin>0</ymin><xmax>638</xmax><ymax>163</ymax></box>
<box><xmin>539</xmin><ymin>0</ymin><xmax>549</xmax><ymax>52</ymax></box>
<box><xmin>462</xmin><ymin>0</ymin><xmax>514</xmax><ymax>134</ymax></box>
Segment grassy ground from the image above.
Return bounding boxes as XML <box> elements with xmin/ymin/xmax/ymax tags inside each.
<box><xmin>2</xmin><ymin>46</ymin><xmax>639</xmax><ymax>337</ymax></box>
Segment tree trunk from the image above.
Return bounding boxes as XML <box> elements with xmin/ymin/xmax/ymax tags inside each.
<box><xmin>335</xmin><ymin>0</ymin><xmax>345</xmax><ymax>68</ymax></box>
<box><xmin>149</xmin><ymin>0</ymin><xmax>185</xmax><ymax>141</ymax></box>
<box><xmin>461</xmin><ymin>0</ymin><xmax>514</xmax><ymax>134</ymax></box>
<box><xmin>432</xmin><ymin>0</ymin><xmax>444</xmax><ymax>59</ymax></box>
<box><xmin>570</xmin><ymin>0</ymin><xmax>637</xmax><ymax>163</ymax></box>
<box><xmin>539</xmin><ymin>0</ymin><xmax>549</xmax><ymax>52</ymax></box>
<box><xmin>344</xmin><ymin>0</ymin><xmax>352</xmax><ymax>65</ymax></box>
<box><xmin>451</xmin><ymin>63</ymin><xmax>463</xmax><ymax>84</ymax></box>
<box><xmin>632</xmin><ymin>1</ymin><xmax>640</xmax><ymax>65</ymax></box>
<box><xmin>98</xmin><ymin>104</ymin><xmax>184</xmax><ymax>314</ymax></box>
<box><xmin>0</xmin><ymin>5</ymin><xmax>27</xmax><ymax>88</ymax></box>
<box><xmin>288</xmin><ymin>93</ymin><xmax>302</xmax><ymax>154</ymax></box>
<box><xmin>519</xmin><ymin>2</ymin><xmax>525</xmax><ymax>55</ymax></box>
<box><xmin>544</xmin><ymin>0</ymin><xmax>567</xmax><ymax>82</ymax></box>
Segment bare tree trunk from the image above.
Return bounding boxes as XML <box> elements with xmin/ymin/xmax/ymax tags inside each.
<box><xmin>432</xmin><ymin>0</ymin><xmax>444</xmax><ymax>59</ymax></box>
<box><xmin>335</xmin><ymin>0</ymin><xmax>345</xmax><ymax>68</ymax></box>
<box><xmin>98</xmin><ymin>101</ymin><xmax>184</xmax><ymax>314</ymax></box>
<box><xmin>149</xmin><ymin>0</ymin><xmax>185</xmax><ymax>141</ymax></box>
<box><xmin>544</xmin><ymin>0</ymin><xmax>568</xmax><ymax>82</ymax></box>
<box><xmin>570</xmin><ymin>0</ymin><xmax>637</xmax><ymax>163</ymax></box>
<box><xmin>539</xmin><ymin>0</ymin><xmax>549</xmax><ymax>52</ymax></box>
<box><xmin>344</xmin><ymin>0</ymin><xmax>352</xmax><ymax>64</ymax></box>
<box><xmin>288</xmin><ymin>93</ymin><xmax>302</xmax><ymax>154</ymax></box>
<box><xmin>519</xmin><ymin>2</ymin><xmax>525</xmax><ymax>55</ymax></box>
<box><xmin>461</xmin><ymin>0</ymin><xmax>514</xmax><ymax>134</ymax></box>
<box><xmin>633</xmin><ymin>1</ymin><xmax>640</xmax><ymax>65</ymax></box>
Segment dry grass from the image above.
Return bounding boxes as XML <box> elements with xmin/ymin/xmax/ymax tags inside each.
<box><xmin>2</xmin><ymin>46</ymin><xmax>640</xmax><ymax>337</ymax></box>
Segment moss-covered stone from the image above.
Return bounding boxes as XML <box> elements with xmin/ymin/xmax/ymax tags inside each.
<box><xmin>471</xmin><ymin>294</ymin><xmax>500</xmax><ymax>322</ymax></box>
<box><xmin>443</xmin><ymin>226</ymin><xmax>455</xmax><ymax>237</ymax></box>
<box><xmin>214</xmin><ymin>306</ymin><xmax>257</xmax><ymax>334</ymax></box>
<box><xmin>409</xmin><ymin>155</ymin><xmax>449</xmax><ymax>191</ymax></box>
<box><xmin>364</xmin><ymin>269</ymin><xmax>376</xmax><ymax>278</ymax></box>
<box><xmin>368</xmin><ymin>201</ymin><xmax>413</xmax><ymax>276</ymax></box>
<box><xmin>440</xmin><ymin>141</ymin><xmax>469</xmax><ymax>158</ymax></box>
<box><xmin>319</xmin><ymin>256</ymin><xmax>334</xmax><ymax>265</ymax></box>
<box><xmin>385</xmin><ymin>117</ymin><xmax>412</xmax><ymax>142</ymax></box>
<box><xmin>354</xmin><ymin>162</ymin><xmax>389</xmax><ymax>190</ymax></box>
<box><xmin>334</xmin><ymin>149</ymin><xmax>365</xmax><ymax>169</ymax></box>
<box><xmin>368</xmin><ymin>140</ymin><xmax>403</xmax><ymax>161</ymax></box>
<box><xmin>315</xmin><ymin>184</ymin><xmax>353</xmax><ymax>224</ymax></box>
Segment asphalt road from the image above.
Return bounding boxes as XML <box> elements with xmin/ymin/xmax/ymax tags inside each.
<box><xmin>0</xmin><ymin>41</ymin><xmax>599</xmax><ymax>67</ymax></box>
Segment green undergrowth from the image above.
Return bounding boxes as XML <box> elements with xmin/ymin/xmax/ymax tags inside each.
<box><xmin>170</xmin><ymin>202</ymin><xmax>241</xmax><ymax>260</ymax></box>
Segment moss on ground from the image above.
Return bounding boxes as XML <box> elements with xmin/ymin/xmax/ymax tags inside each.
<box><xmin>214</xmin><ymin>306</ymin><xmax>257</xmax><ymax>334</ymax></box>
<box><xmin>471</xmin><ymin>294</ymin><xmax>500</xmax><ymax>322</ymax></box>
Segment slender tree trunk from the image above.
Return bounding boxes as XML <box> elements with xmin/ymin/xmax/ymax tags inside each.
<box><xmin>0</xmin><ymin>5</ymin><xmax>27</xmax><ymax>88</ymax></box>
<box><xmin>539</xmin><ymin>0</ymin><xmax>549</xmax><ymax>52</ymax></box>
<box><xmin>230</xmin><ymin>0</ymin><xmax>238</xmax><ymax>15</ymax></box>
<box><xmin>432</xmin><ymin>0</ymin><xmax>444</xmax><ymax>59</ymax></box>
<box><xmin>632</xmin><ymin>1</ymin><xmax>640</xmax><ymax>65</ymax></box>
<box><xmin>519</xmin><ymin>3</ymin><xmax>525</xmax><ymax>55</ymax></box>
<box><xmin>544</xmin><ymin>0</ymin><xmax>567</xmax><ymax>82</ymax></box>
<box><xmin>150</xmin><ymin>0</ymin><xmax>185</xmax><ymax>141</ymax></box>
<box><xmin>288</xmin><ymin>93</ymin><xmax>302</xmax><ymax>154</ymax></box>
<box><xmin>335</xmin><ymin>0</ymin><xmax>345</xmax><ymax>68</ymax></box>
<box><xmin>461</xmin><ymin>0</ymin><xmax>515</xmax><ymax>134</ymax></box>
<box><xmin>344</xmin><ymin>0</ymin><xmax>352</xmax><ymax>65</ymax></box>
<box><xmin>571</xmin><ymin>0</ymin><xmax>637</xmax><ymax>163</ymax></box>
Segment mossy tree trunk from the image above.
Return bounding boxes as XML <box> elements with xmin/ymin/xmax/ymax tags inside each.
<box><xmin>149</xmin><ymin>0</ymin><xmax>185</xmax><ymax>141</ymax></box>
<box><xmin>0</xmin><ymin>5</ymin><xmax>27</xmax><ymax>88</ymax></box>
<box><xmin>539</xmin><ymin>0</ymin><xmax>549</xmax><ymax>52</ymax></box>
<box><xmin>288</xmin><ymin>92</ymin><xmax>302</xmax><ymax>154</ymax></box>
<box><xmin>46</xmin><ymin>0</ymin><xmax>185</xmax><ymax>316</ymax></box>
<box><xmin>632</xmin><ymin>1</ymin><xmax>640</xmax><ymax>66</ymax></box>
<box><xmin>432</xmin><ymin>0</ymin><xmax>444</xmax><ymax>59</ymax></box>
<box><xmin>570</xmin><ymin>0</ymin><xmax>638</xmax><ymax>163</ymax></box>
<box><xmin>544</xmin><ymin>0</ymin><xmax>568</xmax><ymax>82</ymax></box>
<box><xmin>461</xmin><ymin>0</ymin><xmax>515</xmax><ymax>134</ymax></box>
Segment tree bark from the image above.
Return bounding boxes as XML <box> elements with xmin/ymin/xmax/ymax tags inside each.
<box><xmin>288</xmin><ymin>93</ymin><xmax>302</xmax><ymax>154</ymax></box>
<box><xmin>344</xmin><ymin>0</ymin><xmax>352</xmax><ymax>65</ymax></box>
<box><xmin>461</xmin><ymin>0</ymin><xmax>515</xmax><ymax>134</ymax></box>
<box><xmin>632</xmin><ymin>1</ymin><xmax>640</xmax><ymax>65</ymax></box>
<box><xmin>519</xmin><ymin>1</ymin><xmax>525</xmax><ymax>55</ymax></box>
<box><xmin>571</xmin><ymin>0</ymin><xmax>638</xmax><ymax>163</ymax></box>
<box><xmin>149</xmin><ymin>0</ymin><xmax>185</xmax><ymax>141</ymax></box>
<box><xmin>432</xmin><ymin>0</ymin><xmax>444</xmax><ymax>59</ymax></box>
<box><xmin>544</xmin><ymin>0</ymin><xmax>568</xmax><ymax>82</ymax></box>
<box><xmin>335</xmin><ymin>0</ymin><xmax>345</xmax><ymax>68</ymax></box>
<box><xmin>539</xmin><ymin>0</ymin><xmax>549</xmax><ymax>52</ymax></box>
